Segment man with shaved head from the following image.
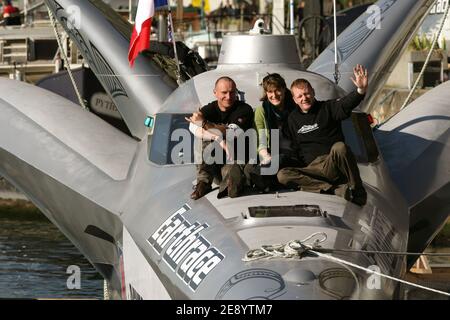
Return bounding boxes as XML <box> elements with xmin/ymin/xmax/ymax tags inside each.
<box><xmin>186</xmin><ymin>77</ymin><xmax>254</xmax><ymax>200</ymax></box>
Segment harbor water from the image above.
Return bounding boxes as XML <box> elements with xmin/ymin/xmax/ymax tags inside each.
<box><xmin>0</xmin><ymin>211</ymin><xmax>103</xmax><ymax>299</ymax></box>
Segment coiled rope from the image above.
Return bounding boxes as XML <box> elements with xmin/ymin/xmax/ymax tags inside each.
<box><xmin>243</xmin><ymin>232</ymin><xmax>450</xmax><ymax>297</ymax></box>
<box><xmin>244</xmin><ymin>232</ymin><xmax>328</xmax><ymax>261</ymax></box>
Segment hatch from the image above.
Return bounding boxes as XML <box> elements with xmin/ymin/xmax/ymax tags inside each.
<box><xmin>248</xmin><ymin>205</ymin><xmax>325</xmax><ymax>218</ymax></box>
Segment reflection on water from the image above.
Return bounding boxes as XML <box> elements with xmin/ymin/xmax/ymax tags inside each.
<box><xmin>0</xmin><ymin>215</ymin><xmax>103</xmax><ymax>299</ymax></box>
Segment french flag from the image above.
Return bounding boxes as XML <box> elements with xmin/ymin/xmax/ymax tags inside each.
<box><xmin>128</xmin><ymin>0</ymin><xmax>168</xmax><ymax>67</ymax></box>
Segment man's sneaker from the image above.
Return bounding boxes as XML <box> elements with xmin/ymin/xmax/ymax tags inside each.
<box><xmin>190</xmin><ymin>182</ymin><xmax>211</xmax><ymax>200</ymax></box>
<box><xmin>249</xmin><ymin>172</ymin><xmax>266</xmax><ymax>191</ymax></box>
<box><xmin>334</xmin><ymin>185</ymin><xmax>367</xmax><ymax>206</ymax></box>
<box><xmin>350</xmin><ymin>187</ymin><xmax>367</xmax><ymax>206</ymax></box>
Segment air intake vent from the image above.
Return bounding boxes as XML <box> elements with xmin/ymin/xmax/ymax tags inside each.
<box><xmin>248</xmin><ymin>205</ymin><xmax>324</xmax><ymax>218</ymax></box>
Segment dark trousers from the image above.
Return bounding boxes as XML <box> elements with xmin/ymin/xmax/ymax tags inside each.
<box><xmin>277</xmin><ymin>142</ymin><xmax>363</xmax><ymax>193</ymax></box>
<box><xmin>243</xmin><ymin>153</ymin><xmax>299</xmax><ymax>191</ymax></box>
<box><xmin>244</xmin><ymin>163</ymin><xmax>278</xmax><ymax>191</ymax></box>
<box><xmin>196</xmin><ymin>163</ymin><xmax>246</xmax><ymax>198</ymax></box>
<box><xmin>196</xmin><ymin>140</ymin><xmax>246</xmax><ymax>198</ymax></box>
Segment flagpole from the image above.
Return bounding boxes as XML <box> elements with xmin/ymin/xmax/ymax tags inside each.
<box><xmin>289</xmin><ymin>0</ymin><xmax>294</xmax><ymax>35</ymax></box>
<box><xmin>168</xmin><ymin>5</ymin><xmax>182</xmax><ymax>84</ymax></box>
<box><xmin>129</xmin><ymin>0</ymin><xmax>133</xmax><ymax>23</ymax></box>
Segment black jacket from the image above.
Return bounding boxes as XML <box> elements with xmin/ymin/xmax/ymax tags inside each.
<box><xmin>200</xmin><ymin>100</ymin><xmax>254</xmax><ymax>130</ymax></box>
<box><xmin>200</xmin><ymin>100</ymin><xmax>254</xmax><ymax>163</ymax></box>
<box><xmin>287</xmin><ymin>90</ymin><xmax>365</xmax><ymax>166</ymax></box>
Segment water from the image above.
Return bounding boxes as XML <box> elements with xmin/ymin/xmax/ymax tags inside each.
<box><xmin>0</xmin><ymin>214</ymin><xmax>103</xmax><ymax>299</ymax></box>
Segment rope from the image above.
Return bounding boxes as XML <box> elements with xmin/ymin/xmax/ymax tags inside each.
<box><xmin>167</xmin><ymin>7</ymin><xmax>182</xmax><ymax>84</ymax></box>
<box><xmin>399</xmin><ymin>0</ymin><xmax>449</xmax><ymax>112</ymax></box>
<box><xmin>243</xmin><ymin>232</ymin><xmax>450</xmax><ymax>297</ymax></box>
<box><xmin>310</xmin><ymin>250</ymin><xmax>450</xmax><ymax>297</ymax></box>
<box><xmin>313</xmin><ymin>247</ymin><xmax>450</xmax><ymax>257</ymax></box>
<box><xmin>243</xmin><ymin>232</ymin><xmax>327</xmax><ymax>261</ymax></box>
<box><xmin>47</xmin><ymin>7</ymin><xmax>88</xmax><ymax>111</ymax></box>
<box><xmin>332</xmin><ymin>0</ymin><xmax>340</xmax><ymax>84</ymax></box>
<box><xmin>103</xmin><ymin>280</ymin><xmax>110</xmax><ymax>300</ymax></box>
<box><xmin>244</xmin><ymin>235</ymin><xmax>450</xmax><ymax>261</ymax></box>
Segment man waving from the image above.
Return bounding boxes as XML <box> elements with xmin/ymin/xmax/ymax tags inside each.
<box><xmin>277</xmin><ymin>65</ymin><xmax>368</xmax><ymax>206</ymax></box>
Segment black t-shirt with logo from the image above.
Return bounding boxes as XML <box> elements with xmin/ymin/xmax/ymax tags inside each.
<box><xmin>200</xmin><ymin>101</ymin><xmax>254</xmax><ymax>130</ymax></box>
<box><xmin>200</xmin><ymin>100</ymin><xmax>254</xmax><ymax>163</ymax></box>
<box><xmin>287</xmin><ymin>90</ymin><xmax>364</xmax><ymax>166</ymax></box>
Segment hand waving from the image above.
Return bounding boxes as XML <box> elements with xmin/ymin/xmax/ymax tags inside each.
<box><xmin>185</xmin><ymin>109</ymin><xmax>204</xmax><ymax>126</ymax></box>
<box><xmin>351</xmin><ymin>64</ymin><xmax>368</xmax><ymax>94</ymax></box>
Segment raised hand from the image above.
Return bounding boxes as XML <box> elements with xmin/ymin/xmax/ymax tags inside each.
<box><xmin>351</xmin><ymin>64</ymin><xmax>368</xmax><ymax>94</ymax></box>
<box><xmin>185</xmin><ymin>110</ymin><xmax>204</xmax><ymax>126</ymax></box>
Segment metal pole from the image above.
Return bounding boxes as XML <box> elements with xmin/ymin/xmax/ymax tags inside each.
<box><xmin>333</xmin><ymin>0</ymin><xmax>337</xmax><ymax>65</ymax></box>
<box><xmin>333</xmin><ymin>0</ymin><xmax>340</xmax><ymax>84</ymax></box>
<box><xmin>201</xmin><ymin>0</ymin><xmax>205</xmax><ymax>30</ymax></box>
<box><xmin>289</xmin><ymin>0</ymin><xmax>294</xmax><ymax>35</ymax></box>
<box><xmin>158</xmin><ymin>13</ymin><xmax>168</xmax><ymax>41</ymax></box>
<box><xmin>129</xmin><ymin>0</ymin><xmax>133</xmax><ymax>23</ymax></box>
<box><xmin>24</xmin><ymin>0</ymin><xmax>28</xmax><ymax>25</ymax></box>
<box><xmin>168</xmin><ymin>8</ymin><xmax>182</xmax><ymax>84</ymax></box>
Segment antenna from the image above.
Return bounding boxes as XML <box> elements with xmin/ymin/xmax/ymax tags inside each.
<box><xmin>333</xmin><ymin>0</ymin><xmax>340</xmax><ymax>84</ymax></box>
<box><xmin>167</xmin><ymin>6</ymin><xmax>182</xmax><ymax>84</ymax></box>
<box><xmin>289</xmin><ymin>0</ymin><xmax>295</xmax><ymax>35</ymax></box>
<box><xmin>129</xmin><ymin>0</ymin><xmax>133</xmax><ymax>23</ymax></box>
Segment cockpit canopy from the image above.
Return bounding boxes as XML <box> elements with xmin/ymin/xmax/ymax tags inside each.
<box><xmin>148</xmin><ymin>69</ymin><xmax>378</xmax><ymax>166</ymax></box>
